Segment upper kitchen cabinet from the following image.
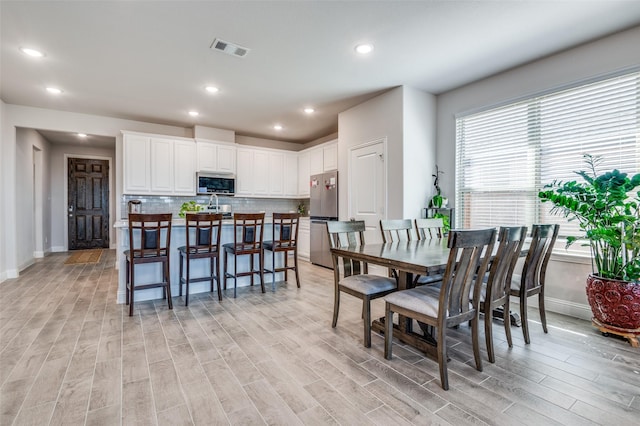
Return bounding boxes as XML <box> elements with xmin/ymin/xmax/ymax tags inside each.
<box><xmin>309</xmin><ymin>147</ymin><xmax>324</xmax><ymax>176</ymax></box>
<box><xmin>236</xmin><ymin>147</ymin><xmax>298</xmax><ymax>198</ymax></box>
<box><xmin>284</xmin><ymin>153</ymin><xmax>298</xmax><ymax>197</ymax></box>
<box><xmin>323</xmin><ymin>141</ymin><xmax>338</xmax><ymax>171</ymax></box>
<box><xmin>196</xmin><ymin>139</ymin><xmax>236</xmax><ymax>174</ymax></box>
<box><xmin>297</xmin><ymin>151</ymin><xmax>310</xmax><ymax>197</ymax></box>
<box><xmin>123</xmin><ymin>133</ymin><xmax>150</xmax><ymax>193</ymax></box>
<box><xmin>123</xmin><ymin>131</ymin><xmax>196</xmax><ymax>195</ymax></box>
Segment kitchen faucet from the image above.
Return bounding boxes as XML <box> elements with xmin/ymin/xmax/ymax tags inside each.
<box><xmin>208</xmin><ymin>193</ymin><xmax>219</xmax><ymax>212</ymax></box>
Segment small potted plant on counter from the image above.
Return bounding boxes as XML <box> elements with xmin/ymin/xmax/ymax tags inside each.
<box><xmin>179</xmin><ymin>201</ymin><xmax>203</xmax><ymax>218</ymax></box>
<box><xmin>538</xmin><ymin>154</ymin><xmax>640</xmax><ymax>346</ymax></box>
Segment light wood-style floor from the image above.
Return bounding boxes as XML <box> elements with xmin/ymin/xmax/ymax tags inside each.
<box><xmin>1</xmin><ymin>250</ymin><xmax>639</xmax><ymax>426</ymax></box>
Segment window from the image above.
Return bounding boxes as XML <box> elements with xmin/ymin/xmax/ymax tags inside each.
<box><xmin>455</xmin><ymin>71</ymin><xmax>640</xmax><ymax>253</ymax></box>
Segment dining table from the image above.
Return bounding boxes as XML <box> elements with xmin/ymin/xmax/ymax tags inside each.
<box><xmin>330</xmin><ymin>238</ymin><xmax>525</xmax><ymax>357</ymax></box>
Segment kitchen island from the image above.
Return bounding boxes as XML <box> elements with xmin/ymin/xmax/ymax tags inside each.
<box><xmin>114</xmin><ymin>217</ymin><xmax>287</xmax><ymax>304</ymax></box>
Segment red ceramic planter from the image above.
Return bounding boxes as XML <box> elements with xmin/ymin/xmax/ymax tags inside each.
<box><xmin>586</xmin><ymin>274</ymin><xmax>640</xmax><ymax>330</ymax></box>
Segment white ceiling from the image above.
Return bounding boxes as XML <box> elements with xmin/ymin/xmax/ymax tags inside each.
<box><xmin>2</xmin><ymin>1</ymin><xmax>640</xmax><ymax>145</ymax></box>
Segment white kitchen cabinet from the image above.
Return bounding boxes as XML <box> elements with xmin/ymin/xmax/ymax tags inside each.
<box><xmin>150</xmin><ymin>137</ymin><xmax>174</xmax><ymax>193</ymax></box>
<box><xmin>173</xmin><ymin>139</ymin><xmax>196</xmax><ymax>194</ymax></box>
<box><xmin>196</xmin><ymin>140</ymin><xmax>236</xmax><ymax>174</ymax></box>
<box><xmin>253</xmin><ymin>150</ymin><xmax>269</xmax><ymax>196</ymax></box>
<box><xmin>123</xmin><ymin>134</ymin><xmax>151</xmax><ymax>194</ymax></box>
<box><xmin>268</xmin><ymin>152</ymin><xmax>284</xmax><ymax>196</ymax></box>
<box><xmin>323</xmin><ymin>141</ymin><xmax>338</xmax><ymax>171</ymax></box>
<box><xmin>217</xmin><ymin>144</ymin><xmax>236</xmax><ymax>174</ymax></box>
<box><xmin>297</xmin><ymin>151</ymin><xmax>310</xmax><ymax>197</ymax></box>
<box><xmin>284</xmin><ymin>153</ymin><xmax>298</xmax><ymax>197</ymax></box>
<box><xmin>297</xmin><ymin>218</ymin><xmax>310</xmax><ymax>260</ymax></box>
<box><xmin>236</xmin><ymin>148</ymin><xmax>254</xmax><ymax>195</ymax></box>
<box><xmin>123</xmin><ymin>132</ymin><xmax>196</xmax><ymax>196</ymax></box>
<box><xmin>309</xmin><ymin>147</ymin><xmax>324</xmax><ymax>176</ymax></box>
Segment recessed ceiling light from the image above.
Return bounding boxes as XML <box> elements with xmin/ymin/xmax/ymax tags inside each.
<box><xmin>46</xmin><ymin>87</ymin><xmax>62</xmax><ymax>94</ymax></box>
<box><xmin>355</xmin><ymin>43</ymin><xmax>374</xmax><ymax>54</ymax></box>
<box><xmin>205</xmin><ymin>86</ymin><xmax>219</xmax><ymax>93</ymax></box>
<box><xmin>77</xmin><ymin>133</ymin><xmax>87</xmax><ymax>138</ymax></box>
<box><xmin>20</xmin><ymin>47</ymin><xmax>44</xmax><ymax>57</ymax></box>
<box><xmin>273</xmin><ymin>124</ymin><xmax>283</xmax><ymax>131</ymax></box>
<box><xmin>188</xmin><ymin>111</ymin><xmax>199</xmax><ymax>117</ymax></box>
<box><xmin>304</xmin><ymin>107</ymin><xmax>315</xmax><ymax>114</ymax></box>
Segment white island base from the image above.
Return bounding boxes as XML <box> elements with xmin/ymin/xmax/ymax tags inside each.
<box><xmin>114</xmin><ymin>219</ymin><xmax>290</xmax><ymax>304</ymax></box>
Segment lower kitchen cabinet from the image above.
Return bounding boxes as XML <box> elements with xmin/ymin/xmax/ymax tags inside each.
<box><xmin>297</xmin><ymin>218</ymin><xmax>310</xmax><ymax>260</ymax></box>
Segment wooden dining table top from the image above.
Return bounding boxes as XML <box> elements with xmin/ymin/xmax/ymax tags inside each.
<box><xmin>330</xmin><ymin>239</ymin><xmax>451</xmax><ymax>278</ymax></box>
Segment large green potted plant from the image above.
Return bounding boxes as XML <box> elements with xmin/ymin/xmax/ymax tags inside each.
<box><xmin>538</xmin><ymin>154</ymin><xmax>640</xmax><ymax>341</ymax></box>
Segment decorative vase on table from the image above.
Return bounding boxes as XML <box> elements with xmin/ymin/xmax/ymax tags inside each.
<box><xmin>539</xmin><ymin>154</ymin><xmax>640</xmax><ymax>347</ymax></box>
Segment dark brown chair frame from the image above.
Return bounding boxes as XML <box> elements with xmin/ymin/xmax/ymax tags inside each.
<box><xmin>125</xmin><ymin>213</ymin><xmax>173</xmax><ymax>316</ymax></box>
<box><xmin>384</xmin><ymin>228</ymin><xmax>496</xmax><ymax>390</ymax></box>
<box><xmin>510</xmin><ymin>223</ymin><xmax>559</xmax><ymax>344</ymax></box>
<box><xmin>379</xmin><ymin>219</ymin><xmax>414</xmax><ymax>243</ymax></box>
<box><xmin>478</xmin><ymin>226</ymin><xmax>527</xmax><ymax>362</ymax></box>
<box><xmin>223</xmin><ymin>212</ymin><xmax>266</xmax><ymax>298</ymax></box>
<box><xmin>178</xmin><ymin>213</ymin><xmax>223</xmax><ymax>306</ymax></box>
<box><xmin>263</xmin><ymin>213</ymin><xmax>301</xmax><ymax>291</ymax></box>
<box><xmin>328</xmin><ymin>220</ymin><xmax>398</xmax><ymax>348</ymax></box>
<box><xmin>414</xmin><ymin>218</ymin><xmax>444</xmax><ymax>240</ymax></box>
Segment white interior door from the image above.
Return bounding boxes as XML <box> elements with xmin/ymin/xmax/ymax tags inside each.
<box><xmin>349</xmin><ymin>140</ymin><xmax>386</xmax><ymax>244</ymax></box>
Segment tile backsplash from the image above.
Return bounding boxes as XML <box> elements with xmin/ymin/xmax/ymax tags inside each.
<box><xmin>121</xmin><ymin>195</ymin><xmax>309</xmax><ymax>218</ymax></box>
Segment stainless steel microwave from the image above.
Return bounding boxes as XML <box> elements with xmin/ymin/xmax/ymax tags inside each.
<box><xmin>197</xmin><ymin>173</ymin><xmax>235</xmax><ymax>195</ymax></box>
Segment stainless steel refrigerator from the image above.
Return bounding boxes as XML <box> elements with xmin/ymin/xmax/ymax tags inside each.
<box><xmin>310</xmin><ymin>170</ymin><xmax>338</xmax><ymax>269</ymax></box>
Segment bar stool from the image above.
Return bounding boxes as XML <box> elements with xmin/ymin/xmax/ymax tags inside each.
<box><xmin>125</xmin><ymin>213</ymin><xmax>173</xmax><ymax>316</ymax></box>
<box><xmin>223</xmin><ymin>212</ymin><xmax>266</xmax><ymax>298</ymax></box>
<box><xmin>177</xmin><ymin>213</ymin><xmax>223</xmax><ymax>306</ymax></box>
<box><xmin>263</xmin><ymin>213</ymin><xmax>301</xmax><ymax>291</ymax></box>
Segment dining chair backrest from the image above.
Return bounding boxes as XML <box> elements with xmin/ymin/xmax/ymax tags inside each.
<box><xmin>128</xmin><ymin>213</ymin><xmax>173</xmax><ymax>258</ymax></box>
<box><xmin>519</xmin><ymin>224</ymin><xmax>559</xmax><ymax>293</ymax></box>
<box><xmin>415</xmin><ymin>218</ymin><xmax>444</xmax><ymax>240</ymax></box>
<box><xmin>185</xmin><ymin>213</ymin><xmax>223</xmax><ymax>253</ymax></box>
<box><xmin>485</xmin><ymin>226</ymin><xmax>527</xmax><ymax>303</ymax></box>
<box><xmin>270</xmin><ymin>212</ymin><xmax>300</xmax><ymax>249</ymax></box>
<box><xmin>442</xmin><ymin>228</ymin><xmax>496</xmax><ymax>322</ymax></box>
<box><xmin>379</xmin><ymin>219</ymin><xmax>414</xmax><ymax>243</ymax></box>
<box><xmin>326</xmin><ymin>220</ymin><xmax>367</xmax><ymax>277</ymax></box>
<box><xmin>232</xmin><ymin>212</ymin><xmax>265</xmax><ymax>252</ymax></box>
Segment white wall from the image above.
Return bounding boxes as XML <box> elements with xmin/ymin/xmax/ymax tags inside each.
<box><xmin>15</xmin><ymin>128</ymin><xmax>51</xmax><ymax>270</ymax></box>
<box><xmin>49</xmin><ymin>143</ymin><xmax>117</xmax><ymax>251</ymax></box>
<box><xmin>435</xmin><ymin>26</ymin><xmax>640</xmax><ymax>320</ymax></box>
<box><xmin>0</xmin><ymin>100</ymin><xmax>6</xmax><ymax>281</ymax></box>
<box><xmin>338</xmin><ymin>87</ymin><xmax>404</xmax><ymax>221</ymax></box>
<box><xmin>402</xmin><ymin>87</ymin><xmax>437</xmax><ymax>218</ymax></box>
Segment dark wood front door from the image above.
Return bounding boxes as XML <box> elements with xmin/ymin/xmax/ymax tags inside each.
<box><xmin>68</xmin><ymin>158</ymin><xmax>110</xmax><ymax>250</ymax></box>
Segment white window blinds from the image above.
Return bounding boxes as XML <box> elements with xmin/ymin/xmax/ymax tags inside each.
<box><xmin>455</xmin><ymin>71</ymin><xmax>640</xmax><ymax>245</ymax></box>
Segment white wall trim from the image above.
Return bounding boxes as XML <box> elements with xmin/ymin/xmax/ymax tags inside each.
<box><xmin>51</xmin><ymin>246</ymin><xmax>66</xmax><ymax>252</ymax></box>
<box><xmin>33</xmin><ymin>251</ymin><xmax>45</xmax><ymax>258</ymax></box>
<box><xmin>18</xmin><ymin>258</ymin><xmax>34</xmax><ymax>272</ymax></box>
<box><xmin>5</xmin><ymin>270</ymin><xmax>19</xmax><ymax>280</ymax></box>
<box><xmin>63</xmin><ymin>154</ymin><xmax>114</xmax><ymax>251</ymax></box>
<box><xmin>520</xmin><ymin>296</ymin><xmax>592</xmax><ymax>322</ymax></box>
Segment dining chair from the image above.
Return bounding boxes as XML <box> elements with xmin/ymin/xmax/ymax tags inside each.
<box><xmin>415</xmin><ymin>218</ymin><xmax>444</xmax><ymax>240</ymax></box>
<box><xmin>510</xmin><ymin>223</ymin><xmax>559</xmax><ymax>344</ymax></box>
<box><xmin>177</xmin><ymin>213</ymin><xmax>223</xmax><ymax>306</ymax></box>
<box><xmin>263</xmin><ymin>212</ymin><xmax>301</xmax><ymax>291</ymax></box>
<box><xmin>476</xmin><ymin>225</ymin><xmax>527</xmax><ymax>362</ymax></box>
<box><xmin>223</xmin><ymin>212</ymin><xmax>266</xmax><ymax>298</ymax></box>
<box><xmin>384</xmin><ymin>228</ymin><xmax>496</xmax><ymax>390</ymax></box>
<box><xmin>327</xmin><ymin>220</ymin><xmax>398</xmax><ymax>348</ymax></box>
<box><xmin>379</xmin><ymin>219</ymin><xmax>414</xmax><ymax>243</ymax></box>
<box><xmin>125</xmin><ymin>213</ymin><xmax>173</xmax><ymax>316</ymax></box>
<box><xmin>379</xmin><ymin>219</ymin><xmax>414</xmax><ymax>281</ymax></box>
<box><xmin>413</xmin><ymin>218</ymin><xmax>445</xmax><ymax>286</ymax></box>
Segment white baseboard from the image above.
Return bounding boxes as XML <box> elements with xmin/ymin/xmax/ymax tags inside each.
<box><xmin>524</xmin><ymin>296</ymin><xmax>592</xmax><ymax>321</ymax></box>
<box><xmin>6</xmin><ymin>269</ymin><xmax>19</xmax><ymax>279</ymax></box>
<box><xmin>18</xmin><ymin>259</ymin><xmax>35</xmax><ymax>272</ymax></box>
<box><xmin>51</xmin><ymin>246</ymin><xmax>66</xmax><ymax>253</ymax></box>
<box><xmin>0</xmin><ymin>271</ymin><xmax>7</xmax><ymax>283</ymax></box>
<box><xmin>33</xmin><ymin>251</ymin><xmax>45</xmax><ymax>258</ymax></box>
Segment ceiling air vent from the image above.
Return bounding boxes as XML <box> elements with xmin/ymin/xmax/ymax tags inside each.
<box><xmin>210</xmin><ymin>38</ymin><xmax>250</xmax><ymax>58</ymax></box>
